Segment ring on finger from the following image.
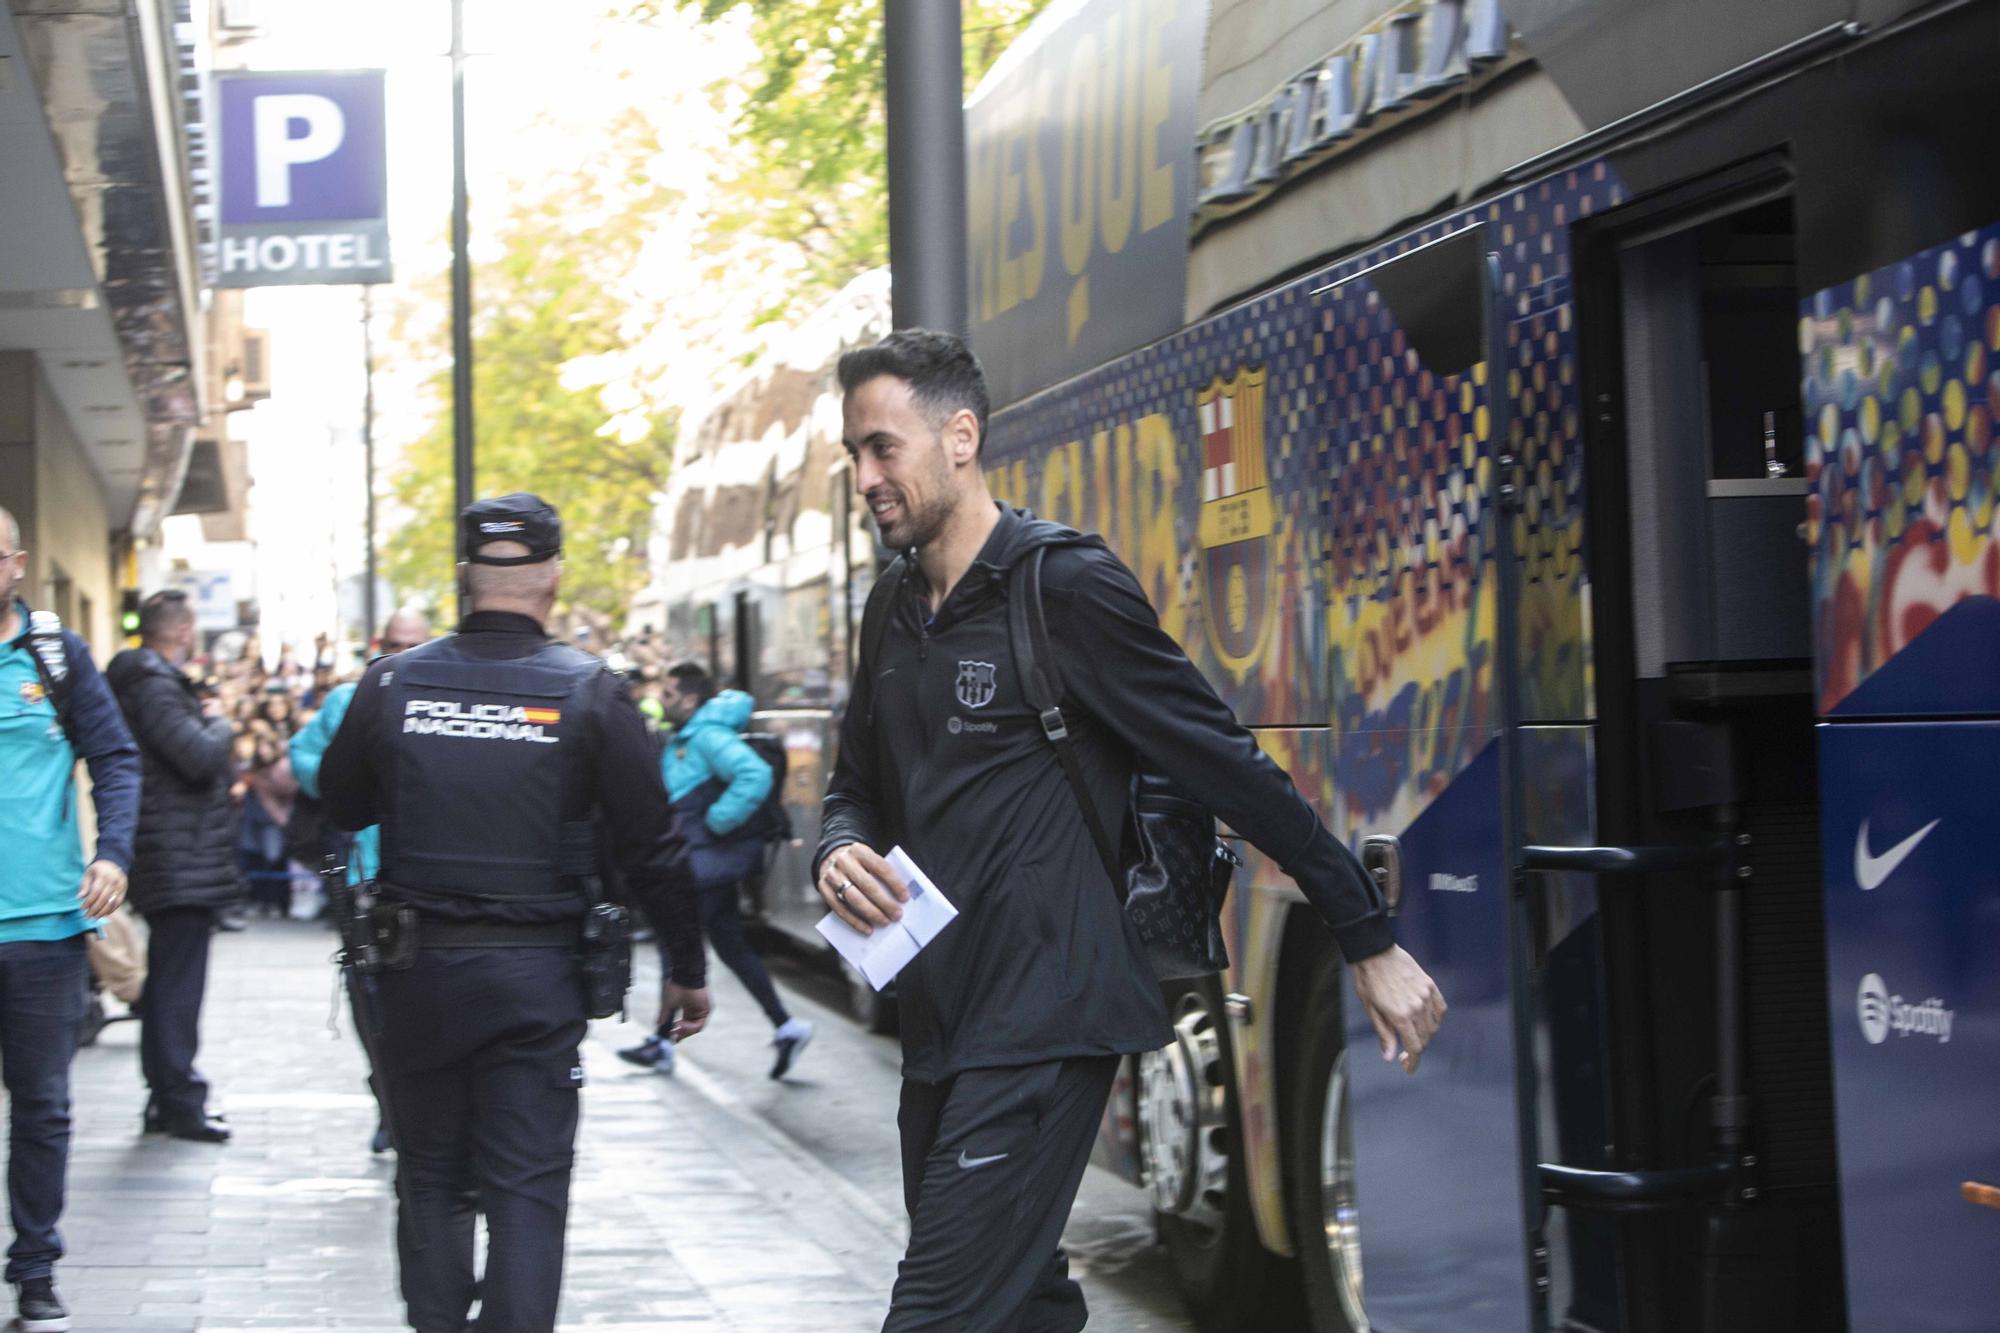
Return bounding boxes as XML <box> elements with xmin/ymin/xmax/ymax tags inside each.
<box><xmin>835</xmin><ymin>879</ymin><xmax>855</xmax><ymax>904</ymax></box>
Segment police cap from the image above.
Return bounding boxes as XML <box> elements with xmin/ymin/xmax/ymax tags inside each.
<box><xmin>461</xmin><ymin>493</ymin><xmax>562</xmax><ymax>566</ymax></box>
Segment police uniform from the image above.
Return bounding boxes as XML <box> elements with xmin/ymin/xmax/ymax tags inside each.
<box><xmin>319</xmin><ymin>495</ymin><xmax>704</xmax><ymax>1333</ymax></box>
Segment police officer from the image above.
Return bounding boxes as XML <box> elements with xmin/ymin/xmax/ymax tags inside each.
<box><xmin>319</xmin><ymin>494</ymin><xmax>710</xmax><ymax>1333</ymax></box>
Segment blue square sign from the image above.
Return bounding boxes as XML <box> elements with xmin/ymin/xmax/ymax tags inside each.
<box><xmin>215</xmin><ymin>69</ymin><xmax>391</xmax><ymax>287</ymax></box>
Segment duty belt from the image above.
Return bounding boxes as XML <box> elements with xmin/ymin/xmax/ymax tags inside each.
<box><xmin>416</xmin><ymin>918</ymin><xmax>579</xmax><ymax>949</ymax></box>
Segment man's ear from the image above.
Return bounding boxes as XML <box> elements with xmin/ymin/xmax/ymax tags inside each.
<box><xmin>948</xmin><ymin>408</ymin><xmax>981</xmax><ymax>466</ymax></box>
<box><xmin>456</xmin><ymin>562</ymin><xmax>470</xmax><ymax>599</ymax></box>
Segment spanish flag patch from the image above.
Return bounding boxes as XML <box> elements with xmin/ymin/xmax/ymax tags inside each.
<box><xmin>522</xmin><ymin>707</ymin><xmax>561</xmax><ymax>724</ymax></box>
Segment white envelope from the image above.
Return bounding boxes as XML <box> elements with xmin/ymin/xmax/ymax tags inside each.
<box><xmin>814</xmin><ymin>846</ymin><xmax>959</xmax><ymax>990</ymax></box>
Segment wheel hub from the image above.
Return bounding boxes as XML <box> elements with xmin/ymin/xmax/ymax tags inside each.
<box><xmin>1138</xmin><ymin>994</ymin><xmax>1230</xmax><ymax>1234</ymax></box>
<box><xmin>1320</xmin><ymin>1048</ymin><xmax>1367</xmax><ymax>1328</ymax></box>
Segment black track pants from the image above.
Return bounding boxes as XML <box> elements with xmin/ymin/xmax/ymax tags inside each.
<box><xmin>374</xmin><ymin>946</ymin><xmax>587</xmax><ymax>1333</ymax></box>
<box><xmin>886</xmin><ymin>1055</ymin><xmax>1120</xmax><ymax>1333</ymax></box>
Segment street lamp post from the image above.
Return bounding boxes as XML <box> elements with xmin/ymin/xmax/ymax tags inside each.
<box><xmin>450</xmin><ymin>0</ymin><xmax>475</xmax><ymax>614</ymax></box>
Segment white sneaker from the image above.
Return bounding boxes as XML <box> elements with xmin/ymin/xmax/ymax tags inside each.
<box><xmin>770</xmin><ymin>1018</ymin><xmax>814</xmax><ymax>1079</ymax></box>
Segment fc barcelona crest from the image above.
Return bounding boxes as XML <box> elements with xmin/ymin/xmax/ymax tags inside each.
<box><xmin>955</xmin><ymin>660</ymin><xmax>997</xmax><ymax>710</ymax></box>
<box><xmin>1197</xmin><ymin>368</ymin><xmax>1276</xmax><ymax>675</ymax></box>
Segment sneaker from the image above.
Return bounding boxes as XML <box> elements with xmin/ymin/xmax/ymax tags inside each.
<box><xmin>16</xmin><ymin>1275</ymin><xmax>69</xmax><ymax>1332</ymax></box>
<box><xmin>617</xmin><ymin>1034</ymin><xmax>675</xmax><ymax>1073</ymax></box>
<box><xmin>770</xmin><ymin>1018</ymin><xmax>814</xmax><ymax>1080</ymax></box>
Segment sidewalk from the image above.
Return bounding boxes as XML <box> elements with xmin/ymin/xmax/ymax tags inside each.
<box><xmin>61</xmin><ymin>920</ymin><xmax>901</xmax><ymax>1332</ymax></box>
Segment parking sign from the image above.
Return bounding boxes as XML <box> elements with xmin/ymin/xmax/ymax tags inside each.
<box><xmin>215</xmin><ymin>70</ymin><xmax>392</xmax><ymax>287</ymax></box>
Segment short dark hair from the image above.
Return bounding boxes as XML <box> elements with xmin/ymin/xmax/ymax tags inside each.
<box><xmin>667</xmin><ymin>661</ymin><xmax>716</xmax><ymax>703</ymax></box>
<box><xmin>138</xmin><ymin>589</ymin><xmax>193</xmax><ymax>641</ymax></box>
<box><xmin>837</xmin><ymin>329</ymin><xmax>990</xmax><ymax>454</ymax></box>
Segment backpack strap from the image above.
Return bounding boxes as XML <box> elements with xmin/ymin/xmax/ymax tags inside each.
<box><xmin>1007</xmin><ymin>548</ymin><xmax>1124</xmax><ymax>895</ymax></box>
<box><xmin>22</xmin><ymin>610</ymin><xmax>78</xmax><ymax>750</ymax></box>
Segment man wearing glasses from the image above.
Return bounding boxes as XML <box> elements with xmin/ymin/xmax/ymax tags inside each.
<box><xmin>0</xmin><ymin>508</ymin><xmax>142</xmax><ymax>1331</ymax></box>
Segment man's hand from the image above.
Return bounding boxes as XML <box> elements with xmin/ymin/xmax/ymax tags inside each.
<box><xmin>815</xmin><ymin>842</ymin><xmax>910</xmax><ymax>935</ymax></box>
<box><xmin>1351</xmin><ymin>945</ymin><xmax>1447</xmax><ymax>1073</ymax></box>
<box><xmin>660</xmin><ymin>984</ymin><xmax>712</xmax><ymax>1042</ymax></box>
<box><xmin>78</xmin><ymin>860</ymin><xmax>127</xmax><ymax>919</ymax></box>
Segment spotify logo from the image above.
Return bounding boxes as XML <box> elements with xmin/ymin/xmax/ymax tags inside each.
<box><xmin>1857</xmin><ymin>974</ymin><xmax>1891</xmax><ymax>1045</ymax></box>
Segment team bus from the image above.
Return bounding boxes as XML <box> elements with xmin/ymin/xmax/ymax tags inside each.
<box><xmin>645</xmin><ymin>1</ymin><xmax>1999</xmax><ymax>1328</ymax></box>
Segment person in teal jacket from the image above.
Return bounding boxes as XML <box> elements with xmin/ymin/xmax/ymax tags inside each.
<box><xmin>621</xmin><ymin>662</ymin><xmax>813</xmax><ymax>1079</ymax></box>
<box><xmin>290</xmin><ymin>610</ymin><xmax>430</xmax><ymax>888</ymax></box>
<box><xmin>0</xmin><ymin>510</ymin><xmax>142</xmax><ymax>1331</ymax></box>
<box><xmin>288</xmin><ymin>608</ymin><xmax>429</xmax><ymax>1154</ymax></box>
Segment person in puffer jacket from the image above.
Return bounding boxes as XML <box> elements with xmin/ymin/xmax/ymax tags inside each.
<box><xmin>105</xmin><ymin>590</ymin><xmax>242</xmax><ymax>1145</ymax></box>
<box><xmin>619</xmin><ymin>663</ymin><xmax>813</xmax><ymax>1079</ymax></box>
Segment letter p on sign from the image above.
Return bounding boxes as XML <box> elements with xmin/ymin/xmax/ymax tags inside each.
<box><xmin>253</xmin><ymin>95</ymin><xmax>346</xmax><ymax>208</ymax></box>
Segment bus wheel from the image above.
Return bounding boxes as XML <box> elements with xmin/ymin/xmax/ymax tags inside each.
<box><xmin>1286</xmin><ymin>955</ymin><xmax>1367</xmax><ymax>1333</ymax></box>
<box><xmin>1146</xmin><ymin>978</ymin><xmax>1300</xmax><ymax>1332</ymax></box>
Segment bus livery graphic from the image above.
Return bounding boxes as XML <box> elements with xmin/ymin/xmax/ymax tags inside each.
<box><xmin>1197</xmin><ymin>368</ymin><xmax>1276</xmax><ymax>675</ymax></box>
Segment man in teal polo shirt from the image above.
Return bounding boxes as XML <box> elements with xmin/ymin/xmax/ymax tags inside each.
<box><xmin>0</xmin><ymin>507</ymin><xmax>142</xmax><ymax>1332</ymax></box>
<box><xmin>290</xmin><ymin>606</ymin><xmax>430</xmax><ymax>1155</ymax></box>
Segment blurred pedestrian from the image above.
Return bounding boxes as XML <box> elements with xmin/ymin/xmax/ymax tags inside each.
<box><xmin>817</xmin><ymin>332</ymin><xmax>1447</xmax><ymax>1331</ymax></box>
<box><xmin>319</xmin><ymin>495</ymin><xmax>710</xmax><ymax>1333</ymax></box>
<box><xmin>620</xmin><ymin>663</ymin><xmax>811</xmax><ymax>1079</ymax></box>
<box><xmin>0</xmin><ymin>508</ymin><xmax>141</xmax><ymax>1332</ymax></box>
<box><xmin>290</xmin><ymin>606</ymin><xmax>430</xmax><ymax>1154</ymax></box>
<box><xmin>106</xmin><ymin>590</ymin><xmax>241</xmax><ymax>1145</ymax></box>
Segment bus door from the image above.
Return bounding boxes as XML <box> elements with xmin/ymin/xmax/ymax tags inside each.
<box><xmin>1324</xmin><ymin>228</ymin><xmax>1555</xmax><ymax>1333</ymax></box>
<box><xmin>1566</xmin><ymin>169</ymin><xmax>1845</xmax><ymax>1331</ymax></box>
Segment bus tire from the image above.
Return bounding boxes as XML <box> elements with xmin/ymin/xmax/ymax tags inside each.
<box><xmin>1285</xmin><ymin>953</ymin><xmax>1367</xmax><ymax>1333</ymax></box>
<box><xmin>1149</xmin><ymin>977</ymin><xmax>1302</xmax><ymax>1332</ymax></box>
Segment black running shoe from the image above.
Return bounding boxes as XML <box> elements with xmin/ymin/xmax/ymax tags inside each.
<box><xmin>617</xmin><ymin>1034</ymin><xmax>674</xmax><ymax>1072</ymax></box>
<box><xmin>16</xmin><ymin>1275</ymin><xmax>69</xmax><ymax>1331</ymax></box>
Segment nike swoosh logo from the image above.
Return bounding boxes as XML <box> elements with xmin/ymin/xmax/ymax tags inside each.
<box><xmin>957</xmin><ymin>1149</ymin><xmax>1009</xmax><ymax>1171</ymax></box>
<box><xmin>1855</xmin><ymin>818</ymin><xmax>1940</xmax><ymax>891</ymax></box>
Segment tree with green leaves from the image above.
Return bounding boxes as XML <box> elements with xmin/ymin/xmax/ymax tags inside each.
<box><xmin>382</xmin><ymin>114</ymin><xmax>676</xmax><ymax>636</ymax></box>
<box><xmin>623</xmin><ymin>0</ymin><xmax>1054</xmax><ymax>324</ymax></box>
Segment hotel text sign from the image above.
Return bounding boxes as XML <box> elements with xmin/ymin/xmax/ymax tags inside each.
<box><xmin>215</xmin><ymin>70</ymin><xmax>392</xmax><ymax>288</ymax></box>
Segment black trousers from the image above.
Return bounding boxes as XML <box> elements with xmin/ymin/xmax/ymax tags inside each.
<box><xmin>138</xmin><ymin>907</ymin><xmax>214</xmax><ymax>1122</ymax></box>
<box><xmin>374</xmin><ymin>946</ymin><xmax>586</xmax><ymax>1333</ymax></box>
<box><xmin>0</xmin><ymin>936</ymin><xmax>88</xmax><ymax>1283</ymax></box>
<box><xmin>648</xmin><ymin>885</ymin><xmax>789</xmax><ymax>1030</ymax></box>
<box><xmin>886</xmin><ymin>1055</ymin><xmax>1120</xmax><ymax>1333</ymax></box>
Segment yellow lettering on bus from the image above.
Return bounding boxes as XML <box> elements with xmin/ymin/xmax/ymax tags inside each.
<box><xmin>1012</xmin><ymin>74</ymin><xmax>1049</xmax><ymax>306</ymax></box>
<box><xmin>1133</xmin><ymin>412</ymin><xmax>1185</xmax><ymax>643</ymax></box>
<box><xmin>966</xmin><ymin>126</ymin><xmax>999</xmax><ymax>321</ymax></box>
<box><xmin>1140</xmin><ymin>0</ymin><xmax>1175</xmax><ymax>233</ymax></box>
<box><xmin>1096</xmin><ymin>2</ymin><xmax>1140</xmax><ymax>255</ymax></box>
<box><xmin>1059</xmin><ymin>32</ymin><xmax>1098</xmax><ymax>277</ymax></box>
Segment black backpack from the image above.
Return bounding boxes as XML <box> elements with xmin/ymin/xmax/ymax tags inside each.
<box><xmin>730</xmin><ymin>731</ymin><xmax>792</xmax><ymax>844</ymax></box>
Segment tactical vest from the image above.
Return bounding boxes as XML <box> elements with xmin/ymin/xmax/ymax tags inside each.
<box><xmin>376</xmin><ymin>635</ymin><xmax>601</xmax><ymax>902</ymax></box>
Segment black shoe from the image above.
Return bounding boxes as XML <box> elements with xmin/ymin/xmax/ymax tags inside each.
<box><xmin>371</xmin><ymin>1122</ymin><xmax>392</xmax><ymax>1154</ymax></box>
<box><xmin>16</xmin><ymin>1275</ymin><xmax>70</xmax><ymax>1332</ymax></box>
<box><xmin>618</xmin><ymin>1034</ymin><xmax>672</xmax><ymax>1071</ymax></box>
<box><xmin>145</xmin><ymin>1104</ymin><xmax>227</xmax><ymax>1135</ymax></box>
<box><xmin>163</xmin><ymin>1113</ymin><xmax>231</xmax><ymax>1143</ymax></box>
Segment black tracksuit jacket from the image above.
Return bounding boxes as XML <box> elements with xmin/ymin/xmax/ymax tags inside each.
<box><xmin>817</xmin><ymin>506</ymin><xmax>1393</xmax><ymax>1082</ymax></box>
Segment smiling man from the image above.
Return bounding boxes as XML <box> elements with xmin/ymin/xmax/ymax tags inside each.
<box><xmin>815</xmin><ymin>330</ymin><xmax>1446</xmax><ymax>1332</ymax></box>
